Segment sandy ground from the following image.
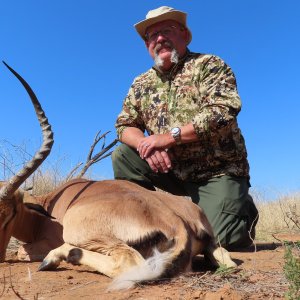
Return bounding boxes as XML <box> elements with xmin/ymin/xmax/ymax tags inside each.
<box><xmin>0</xmin><ymin>238</ymin><xmax>292</xmax><ymax>300</ymax></box>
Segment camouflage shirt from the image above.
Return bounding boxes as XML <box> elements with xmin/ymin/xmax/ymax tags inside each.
<box><xmin>115</xmin><ymin>51</ymin><xmax>250</xmax><ymax>182</ymax></box>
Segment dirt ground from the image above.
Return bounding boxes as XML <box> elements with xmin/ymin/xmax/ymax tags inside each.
<box><xmin>1</xmin><ymin>238</ymin><xmax>292</xmax><ymax>300</ymax></box>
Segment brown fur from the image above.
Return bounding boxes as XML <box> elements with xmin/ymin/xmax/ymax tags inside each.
<box><xmin>0</xmin><ymin>178</ymin><xmax>236</xmax><ymax>290</ymax></box>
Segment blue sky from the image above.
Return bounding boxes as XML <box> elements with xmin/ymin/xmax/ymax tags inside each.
<box><xmin>1</xmin><ymin>1</ymin><xmax>299</xmax><ymax>200</ymax></box>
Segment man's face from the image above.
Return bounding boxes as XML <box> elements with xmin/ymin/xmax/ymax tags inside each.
<box><xmin>145</xmin><ymin>20</ymin><xmax>189</xmax><ymax>71</ymax></box>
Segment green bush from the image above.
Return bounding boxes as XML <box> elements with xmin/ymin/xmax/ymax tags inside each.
<box><xmin>284</xmin><ymin>242</ymin><xmax>300</xmax><ymax>300</ymax></box>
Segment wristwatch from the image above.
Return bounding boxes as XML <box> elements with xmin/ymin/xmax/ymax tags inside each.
<box><xmin>170</xmin><ymin>127</ymin><xmax>181</xmax><ymax>145</ymax></box>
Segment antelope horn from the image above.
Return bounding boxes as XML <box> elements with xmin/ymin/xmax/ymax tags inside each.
<box><xmin>0</xmin><ymin>62</ymin><xmax>54</xmax><ymax>201</ymax></box>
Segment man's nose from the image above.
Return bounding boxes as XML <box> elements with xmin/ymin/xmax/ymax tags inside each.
<box><xmin>156</xmin><ymin>33</ymin><xmax>167</xmax><ymax>43</ymax></box>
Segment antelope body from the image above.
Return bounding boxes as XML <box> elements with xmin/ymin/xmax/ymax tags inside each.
<box><xmin>0</xmin><ymin>63</ymin><xmax>236</xmax><ymax>290</ymax></box>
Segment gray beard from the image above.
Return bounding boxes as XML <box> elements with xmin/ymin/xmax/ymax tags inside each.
<box><xmin>154</xmin><ymin>48</ymin><xmax>179</xmax><ymax>70</ymax></box>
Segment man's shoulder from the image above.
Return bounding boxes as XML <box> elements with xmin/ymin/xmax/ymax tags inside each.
<box><xmin>135</xmin><ymin>67</ymin><xmax>155</xmax><ymax>79</ymax></box>
<box><xmin>132</xmin><ymin>68</ymin><xmax>157</xmax><ymax>86</ymax></box>
<box><xmin>188</xmin><ymin>52</ymin><xmax>226</xmax><ymax>66</ymax></box>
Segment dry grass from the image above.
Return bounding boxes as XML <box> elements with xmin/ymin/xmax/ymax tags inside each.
<box><xmin>0</xmin><ymin>141</ymin><xmax>94</xmax><ymax>196</ymax></box>
<box><xmin>253</xmin><ymin>192</ymin><xmax>300</xmax><ymax>241</ymax></box>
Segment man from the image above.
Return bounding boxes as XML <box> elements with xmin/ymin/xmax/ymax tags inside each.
<box><xmin>112</xmin><ymin>6</ymin><xmax>258</xmax><ymax>249</ymax></box>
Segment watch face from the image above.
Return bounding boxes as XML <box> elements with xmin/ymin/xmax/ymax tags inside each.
<box><xmin>171</xmin><ymin>127</ymin><xmax>180</xmax><ymax>135</ymax></box>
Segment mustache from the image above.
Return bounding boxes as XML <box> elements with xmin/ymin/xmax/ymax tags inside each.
<box><xmin>154</xmin><ymin>41</ymin><xmax>174</xmax><ymax>55</ymax></box>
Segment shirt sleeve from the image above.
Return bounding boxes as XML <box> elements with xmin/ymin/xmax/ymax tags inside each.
<box><xmin>115</xmin><ymin>82</ymin><xmax>146</xmax><ymax>139</ymax></box>
<box><xmin>192</xmin><ymin>55</ymin><xmax>242</xmax><ymax>139</ymax></box>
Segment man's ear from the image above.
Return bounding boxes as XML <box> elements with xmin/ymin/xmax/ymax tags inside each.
<box><xmin>183</xmin><ymin>28</ymin><xmax>190</xmax><ymax>45</ymax></box>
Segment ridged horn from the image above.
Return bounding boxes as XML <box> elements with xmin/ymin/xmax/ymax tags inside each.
<box><xmin>0</xmin><ymin>61</ymin><xmax>54</xmax><ymax>201</ymax></box>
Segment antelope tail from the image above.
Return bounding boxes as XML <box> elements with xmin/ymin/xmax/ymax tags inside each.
<box><xmin>108</xmin><ymin>247</ymin><xmax>173</xmax><ymax>291</ymax></box>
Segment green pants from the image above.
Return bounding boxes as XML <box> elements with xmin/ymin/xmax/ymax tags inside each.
<box><xmin>111</xmin><ymin>144</ymin><xmax>259</xmax><ymax>250</ymax></box>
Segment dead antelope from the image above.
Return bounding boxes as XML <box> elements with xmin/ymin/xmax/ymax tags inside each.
<box><xmin>0</xmin><ymin>62</ymin><xmax>236</xmax><ymax>291</ymax></box>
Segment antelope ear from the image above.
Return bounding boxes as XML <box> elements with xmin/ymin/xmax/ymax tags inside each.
<box><xmin>24</xmin><ymin>203</ymin><xmax>55</xmax><ymax>219</ymax></box>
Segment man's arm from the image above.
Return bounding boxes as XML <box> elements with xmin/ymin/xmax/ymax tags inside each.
<box><xmin>119</xmin><ymin>127</ymin><xmax>145</xmax><ymax>149</ymax></box>
<box><xmin>191</xmin><ymin>55</ymin><xmax>242</xmax><ymax>139</ymax></box>
<box><xmin>115</xmin><ymin>84</ymin><xmax>178</xmax><ymax>173</ymax></box>
<box><xmin>133</xmin><ymin>123</ymin><xmax>199</xmax><ymax>173</ymax></box>
<box><xmin>137</xmin><ymin>123</ymin><xmax>199</xmax><ymax>159</ymax></box>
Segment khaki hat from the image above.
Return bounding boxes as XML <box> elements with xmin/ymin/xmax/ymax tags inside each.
<box><xmin>134</xmin><ymin>6</ymin><xmax>192</xmax><ymax>44</ymax></box>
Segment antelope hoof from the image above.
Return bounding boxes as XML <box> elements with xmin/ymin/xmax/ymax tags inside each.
<box><xmin>212</xmin><ymin>247</ymin><xmax>237</xmax><ymax>268</ymax></box>
<box><xmin>38</xmin><ymin>258</ymin><xmax>60</xmax><ymax>271</ymax></box>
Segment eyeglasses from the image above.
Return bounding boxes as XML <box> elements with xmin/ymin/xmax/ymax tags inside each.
<box><xmin>145</xmin><ymin>25</ymin><xmax>180</xmax><ymax>42</ymax></box>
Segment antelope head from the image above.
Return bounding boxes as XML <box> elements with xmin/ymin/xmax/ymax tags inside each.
<box><xmin>0</xmin><ymin>62</ymin><xmax>54</xmax><ymax>262</ymax></box>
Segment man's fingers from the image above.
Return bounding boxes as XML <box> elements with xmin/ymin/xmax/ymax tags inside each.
<box><xmin>153</xmin><ymin>151</ymin><xmax>169</xmax><ymax>172</ymax></box>
<box><xmin>144</xmin><ymin>144</ymin><xmax>154</xmax><ymax>158</ymax></box>
<box><xmin>145</xmin><ymin>150</ymin><xmax>171</xmax><ymax>173</ymax></box>
<box><xmin>151</xmin><ymin>152</ymin><xmax>166</xmax><ymax>173</ymax></box>
<box><xmin>146</xmin><ymin>157</ymin><xmax>158</xmax><ymax>173</ymax></box>
<box><xmin>161</xmin><ymin>151</ymin><xmax>172</xmax><ymax>169</ymax></box>
<box><xmin>137</xmin><ymin>142</ymin><xmax>151</xmax><ymax>159</ymax></box>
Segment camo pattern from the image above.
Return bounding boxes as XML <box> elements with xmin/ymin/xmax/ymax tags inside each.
<box><xmin>115</xmin><ymin>52</ymin><xmax>250</xmax><ymax>182</ymax></box>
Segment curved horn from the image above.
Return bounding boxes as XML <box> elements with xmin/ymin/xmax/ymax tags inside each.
<box><xmin>0</xmin><ymin>61</ymin><xmax>54</xmax><ymax>201</ymax></box>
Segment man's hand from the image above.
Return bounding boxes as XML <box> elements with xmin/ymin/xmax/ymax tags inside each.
<box><xmin>137</xmin><ymin>134</ymin><xmax>175</xmax><ymax>173</ymax></box>
<box><xmin>121</xmin><ymin>125</ymin><xmax>199</xmax><ymax>173</ymax></box>
<box><xmin>137</xmin><ymin>134</ymin><xmax>175</xmax><ymax>159</ymax></box>
<box><xmin>145</xmin><ymin>149</ymin><xmax>172</xmax><ymax>173</ymax></box>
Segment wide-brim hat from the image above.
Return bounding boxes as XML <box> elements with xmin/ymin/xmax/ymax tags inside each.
<box><xmin>134</xmin><ymin>6</ymin><xmax>192</xmax><ymax>44</ymax></box>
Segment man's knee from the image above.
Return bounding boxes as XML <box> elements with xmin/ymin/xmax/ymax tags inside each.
<box><xmin>111</xmin><ymin>144</ymin><xmax>129</xmax><ymax>166</ymax></box>
<box><xmin>198</xmin><ymin>176</ymin><xmax>259</xmax><ymax>250</ymax></box>
<box><xmin>111</xmin><ymin>144</ymin><xmax>156</xmax><ymax>190</ymax></box>
<box><xmin>218</xmin><ymin>196</ymin><xmax>259</xmax><ymax>250</ymax></box>
<box><xmin>112</xmin><ymin>144</ymin><xmax>135</xmax><ymax>179</ymax></box>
